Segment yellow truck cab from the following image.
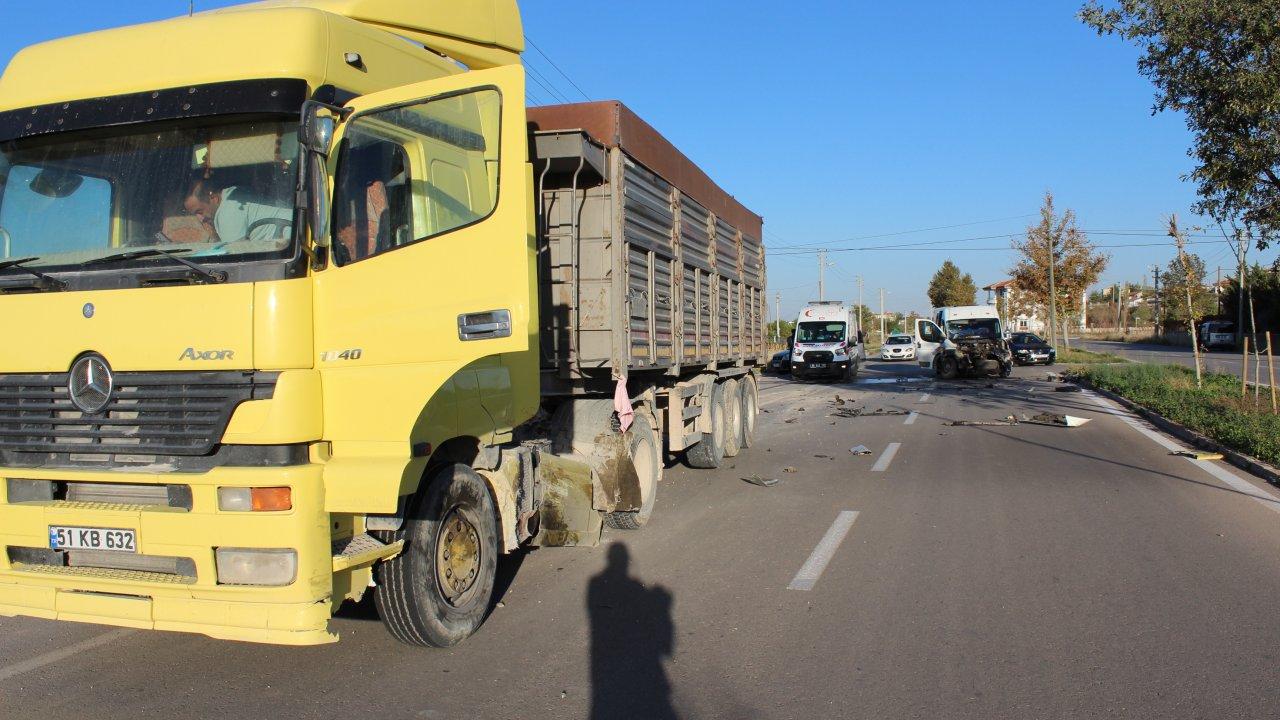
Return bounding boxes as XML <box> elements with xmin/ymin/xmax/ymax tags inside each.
<box><xmin>0</xmin><ymin>0</ymin><xmax>766</xmax><ymax>647</ymax></box>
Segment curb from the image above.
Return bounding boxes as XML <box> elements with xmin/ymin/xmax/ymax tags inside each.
<box><xmin>1076</xmin><ymin>380</ymin><xmax>1280</xmax><ymax>487</ymax></box>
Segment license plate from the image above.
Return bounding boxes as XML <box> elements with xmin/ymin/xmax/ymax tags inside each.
<box><xmin>811</xmin><ymin>363</ymin><xmax>828</xmax><ymax>369</ymax></box>
<box><xmin>49</xmin><ymin>526</ymin><xmax>137</xmax><ymax>553</ymax></box>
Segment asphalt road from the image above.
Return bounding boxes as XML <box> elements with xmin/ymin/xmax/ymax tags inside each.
<box><xmin>6</xmin><ymin>360</ymin><xmax>1280</xmax><ymax>719</ymax></box>
<box><xmin>1079</xmin><ymin>338</ymin><xmax>1260</xmax><ymax>379</ymax></box>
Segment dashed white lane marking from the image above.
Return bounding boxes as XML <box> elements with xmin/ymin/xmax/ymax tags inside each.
<box><xmin>1081</xmin><ymin>391</ymin><xmax>1280</xmax><ymax>514</ymax></box>
<box><xmin>871</xmin><ymin>442</ymin><xmax>901</xmax><ymax>472</ymax></box>
<box><xmin>0</xmin><ymin>628</ymin><xmax>133</xmax><ymax>683</ymax></box>
<box><xmin>788</xmin><ymin>510</ymin><xmax>860</xmax><ymax>591</ymax></box>
<box><xmin>904</xmin><ymin>411</ymin><xmax>918</xmax><ymax>425</ymax></box>
<box><xmin>917</xmin><ymin>393</ymin><xmax>931</xmax><ymax>403</ymax></box>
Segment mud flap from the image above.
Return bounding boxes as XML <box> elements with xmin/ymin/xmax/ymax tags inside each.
<box><xmin>533</xmin><ymin>453</ymin><xmax>603</xmax><ymax>547</ymax></box>
<box><xmin>588</xmin><ymin>430</ymin><xmax>642</xmax><ymax>513</ymax></box>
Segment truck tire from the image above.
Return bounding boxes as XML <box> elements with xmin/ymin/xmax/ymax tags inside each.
<box><xmin>739</xmin><ymin>375</ymin><xmax>759</xmax><ymax>449</ymax></box>
<box><xmin>937</xmin><ymin>355</ymin><xmax>959</xmax><ymax>380</ymax></box>
<box><xmin>605</xmin><ymin>414</ymin><xmax>660</xmax><ymax>530</ymax></box>
<box><xmin>375</xmin><ymin>463</ymin><xmax>499</xmax><ymax>647</ymax></box>
<box><xmin>846</xmin><ymin>359</ymin><xmax>860</xmax><ymax>381</ymax></box>
<box><xmin>722</xmin><ymin>379</ymin><xmax>743</xmax><ymax>458</ymax></box>
<box><xmin>686</xmin><ymin>381</ymin><xmax>726</xmax><ymax>469</ymax></box>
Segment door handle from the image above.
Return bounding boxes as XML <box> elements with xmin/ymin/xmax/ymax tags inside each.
<box><xmin>458</xmin><ymin>309</ymin><xmax>512</xmax><ymax>341</ymax></box>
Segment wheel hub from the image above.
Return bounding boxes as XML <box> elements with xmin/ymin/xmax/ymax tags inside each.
<box><xmin>436</xmin><ymin>509</ymin><xmax>482</xmax><ymax>605</ymax></box>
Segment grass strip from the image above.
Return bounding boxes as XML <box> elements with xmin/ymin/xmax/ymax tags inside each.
<box><xmin>1073</xmin><ymin>363</ymin><xmax>1280</xmax><ymax>466</ymax></box>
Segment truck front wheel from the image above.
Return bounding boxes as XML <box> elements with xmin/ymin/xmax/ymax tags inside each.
<box><xmin>937</xmin><ymin>355</ymin><xmax>959</xmax><ymax>380</ymax></box>
<box><xmin>722</xmin><ymin>379</ymin><xmax>743</xmax><ymax>458</ymax></box>
<box><xmin>375</xmin><ymin>463</ymin><xmax>499</xmax><ymax>647</ymax></box>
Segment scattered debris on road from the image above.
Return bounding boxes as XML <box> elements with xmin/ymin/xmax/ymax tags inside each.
<box><xmin>849</xmin><ymin>445</ymin><xmax>872</xmax><ymax>455</ymax></box>
<box><xmin>742</xmin><ymin>474</ymin><xmax>780</xmax><ymax>487</ymax></box>
<box><xmin>1026</xmin><ymin>413</ymin><xmax>1090</xmax><ymax>427</ymax></box>
<box><xmin>829</xmin><ymin>405</ymin><xmax>910</xmax><ymax>419</ymax></box>
<box><xmin>1171</xmin><ymin>450</ymin><xmax>1224</xmax><ymax>461</ymax></box>
<box><xmin>947</xmin><ymin>412</ymin><xmax>1091</xmax><ymax>428</ymax></box>
<box><xmin>785</xmin><ymin>418</ymin><xmax>798</xmax><ymax>424</ymax></box>
<box><xmin>783</xmin><ymin>466</ymin><xmax>798</xmax><ymax>473</ymax></box>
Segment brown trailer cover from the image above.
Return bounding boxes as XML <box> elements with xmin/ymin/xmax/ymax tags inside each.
<box><xmin>527</xmin><ymin>101</ymin><xmax>762</xmax><ymax>240</ymax></box>
<box><xmin>530</xmin><ymin>101</ymin><xmax>766</xmax><ymax>387</ymax></box>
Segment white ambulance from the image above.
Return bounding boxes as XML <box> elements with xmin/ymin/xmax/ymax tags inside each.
<box><xmin>790</xmin><ymin>301</ymin><xmax>866</xmax><ymax>380</ymax></box>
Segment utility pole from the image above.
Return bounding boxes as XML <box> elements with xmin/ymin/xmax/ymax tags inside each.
<box><xmin>1236</xmin><ymin>229</ymin><xmax>1247</xmax><ymax>348</ymax></box>
<box><xmin>856</xmin><ymin>274</ymin><xmax>864</xmax><ymax>336</ymax></box>
<box><xmin>817</xmin><ymin>250</ymin><xmax>833</xmax><ymax>302</ymax></box>
<box><xmin>1216</xmin><ymin>266</ymin><xmax>1222</xmax><ymax>315</ymax></box>
<box><xmin>774</xmin><ymin>292</ymin><xmax>781</xmax><ymax>342</ymax></box>
<box><xmin>1047</xmin><ymin>230</ymin><xmax>1059</xmax><ymax>349</ymax></box>
<box><xmin>875</xmin><ymin>285</ymin><xmax>885</xmax><ymax>340</ymax></box>
<box><xmin>1152</xmin><ymin>266</ymin><xmax>1162</xmax><ymax>336</ymax></box>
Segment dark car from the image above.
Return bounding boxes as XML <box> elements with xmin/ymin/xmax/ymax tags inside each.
<box><xmin>1008</xmin><ymin>332</ymin><xmax>1056</xmax><ymax>365</ymax></box>
<box><xmin>768</xmin><ymin>348</ymin><xmax>791</xmax><ymax>373</ymax></box>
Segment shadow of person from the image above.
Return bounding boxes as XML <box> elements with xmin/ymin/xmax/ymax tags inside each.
<box><xmin>588</xmin><ymin>543</ymin><xmax>677</xmax><ymax>720</ymax></box>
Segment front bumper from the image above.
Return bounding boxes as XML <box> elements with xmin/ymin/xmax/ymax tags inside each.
<box><xmin>792</xmin><ymin>359</ymin><xmax>850</xmax><ymax>377</ymax></box>
<box><xmin>0</xmin><ymin>463</ymin><xmax>336</xmax><ymax>645</ymax></box>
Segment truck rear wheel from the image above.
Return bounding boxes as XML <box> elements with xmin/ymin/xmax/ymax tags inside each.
<box><xmin>375</xmin><ymin>463</ymin><xmax>498</xmax><ymax>647</ymax></box>
<box><xmin>722</xmin><ymin>378</ymin><xmax>743</xmax><ymax>458</ymax></box>
<box><xmin>686</xmin><ymin>381</ymin><xmax>726</xmax><ymax>469</ymax></box>
<box><xmin>739</xmin><ymin>375</ymin><xmax>759</xmax><ymax>448</ymax></box>
<box><xmin>605</xmin><ymin>414</ymin><xmax>660</xmax><ymax>530</ymax></box>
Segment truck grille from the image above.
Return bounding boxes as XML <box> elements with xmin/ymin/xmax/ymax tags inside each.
<box><xmin>0</xmin><ymin>371</ymin><xmax>275</xmax><ymax>456</ymax></box>
<box><xmin>805</xmin><ymin>351</ymin><xmax>834</xmax><ymax>363</ymax></box>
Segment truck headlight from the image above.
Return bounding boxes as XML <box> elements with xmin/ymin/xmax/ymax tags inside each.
<box><xmin>215</xmin><ymin>548</ymin><xmax>297</xmax><ymax>586</ymax></box>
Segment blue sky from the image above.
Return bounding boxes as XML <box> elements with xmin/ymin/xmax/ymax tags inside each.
<box><xmin>3</xmin><ymin>0</ymin><xmax>1275</xmax><ymax>316</ymax></box>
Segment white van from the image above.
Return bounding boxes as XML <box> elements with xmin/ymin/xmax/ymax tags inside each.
<box><xmin>914</xmin><ymin>305</ymin><xmax>1013</xmax><ymax>379</ymax></box>
<box><xmin>791</xmin><ymin>301</ymin><xmax>866</xmax><ymax>380</ymax></box>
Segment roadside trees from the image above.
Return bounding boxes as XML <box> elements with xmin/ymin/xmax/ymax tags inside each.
<box><xmin>927</xmin><ymin>260</ymin><xmax>977</xmax><ymax>308</ymax></box>
<box><xmin>1081</xmin><ymin>1</ymin><xmax>1280</xmax><ymax>251</ymax></box>
<box><xmin>1009</xmin><ymin>192</ymin><xmax>1109</xmax><ymax>349</ymax></box>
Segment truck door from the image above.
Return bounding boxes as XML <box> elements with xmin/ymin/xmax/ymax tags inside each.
<box><xmin>915</xmin><ymin>318</ymin><xmax>944</xmax><ymax>368</ymax></box>
<box><xmin>312</xmin><ymin>66</ymin><xmax>535</xmax><ymax>461</ymax></box>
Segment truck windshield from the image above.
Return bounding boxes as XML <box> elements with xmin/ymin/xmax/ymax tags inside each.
<box><xmin>946</xmin><ymin>318</ymin><xmax>1000</xmax><ymax>339</ymax></box>
<box><xmin>0</xmin><ymin>118</ymin><xmax>299</xmax><ymax>271</ymax></box>
<box><xmin>797</xmin><ymin>321</ymin><xmax>846</xmax><ymax>343</ymax></box>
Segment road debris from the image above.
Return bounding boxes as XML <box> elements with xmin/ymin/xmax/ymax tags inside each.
<box><xmin>1171</xmin><ymin>450</ymin><xmax>1224</xmax><ymax>461</ymax></box>
<box><xmin>814</xmin><ymin>454</ymin><xmax>833</xmax><ymax>459</ymax></box>
<box><xmin>742</xmin><ymin>474</ymin><xmax>780</xmax><ymax>487</ymax></box>
<box><xmin>829</xmin><ymin>405</ymin><xmax>910</xmax><ymax>419</ymax></box>
<box><xmin>947</xmin><ymin>418</ymin><xmax>1020</xmax><ymax>426</ymax></box>
<box><xmin>783</xmin><ymin>466</ymin><xmax>798</xmax><ymax>473</ymax></box>
<box><xmin>834</xmin><ymin>395</ymin><xmax>846</xmax><ymax>406</ymax></box>
<box><xmin>1025</xmin><ymin>412</ymin><xmax>1090</xmax><ymax>427</ymax></box>
<box><xmin>1054</xmin><ymin>385</ymin><xmax>1082</xmax><ymax>393</ymax></box>
<box><xmin>947</xmin><ymin>412</ymin><xmax>1090</xmax><ymax>428</ymax></box>
<box><xmin>785</xmin><ymin>418</ymin><xmax>798</xmax><ymax>424</ymax></box>
<box><xmin>849</xmin><ymin>445</ymin><xmax>872</xmax><ymax>455</ymax></box>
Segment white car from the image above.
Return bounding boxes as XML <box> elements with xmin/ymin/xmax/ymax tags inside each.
<box><xmin>880</xmin><ymin>334</ymin><xmax>916</xmax><ymax>360</ymax></box>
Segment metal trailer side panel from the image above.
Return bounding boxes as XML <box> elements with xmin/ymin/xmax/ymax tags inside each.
<box><xmin>531</xmin><ymin>124</ymin><xmax>765</xmax><ymax>393</ymax></box>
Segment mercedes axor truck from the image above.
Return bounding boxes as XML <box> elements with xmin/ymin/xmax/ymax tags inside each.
<box><xmin>0</xmin><ymin>0</ymin><xmax>767</xmax><ymax>647</ymax></box>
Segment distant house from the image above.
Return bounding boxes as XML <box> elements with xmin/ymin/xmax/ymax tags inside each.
<box><xmin>982</xmin><ymin>279</ymin><xmax>1046</xmax><ymax>333</ymax></box>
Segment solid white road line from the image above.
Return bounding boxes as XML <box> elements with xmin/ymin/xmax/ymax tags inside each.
<box><xmin>904</xmin><ymin>411</ymin><xmax>918</xmax><ymax>425</ymax></box>
<box><xmin>872</xmin><ymin>442</ymin><xmax>901</xmax><ymax>472</ymax></box>
<box><xmin>1082</xmin><ymin>391</ymin><xmax>1280</xmax><ymax>514</ymax></box>
<box><xmin>787</xmin><ymin>510</ymin><xmax>860</xmax><ymax>591</ymax></box>
<box><xmin>918</xmin><ymin>393</ymin><xmax>931</xmax><ymax>403</ymax></box>
<box><xmin>0</xmin><ymin>628</ymin><xmax>133</xmax><ymax>683</ymax></box>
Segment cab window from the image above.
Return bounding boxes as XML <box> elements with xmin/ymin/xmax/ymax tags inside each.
<box><xmin>331</xmin><ymin>87</ymin><xmax>501</xmax><ymax>267</ymax></box>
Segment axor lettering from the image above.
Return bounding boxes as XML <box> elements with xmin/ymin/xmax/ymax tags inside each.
<box><xmin>179</xmin><ymin>348</ymin><xmax>235</xmax><ymax>361</ymax></box>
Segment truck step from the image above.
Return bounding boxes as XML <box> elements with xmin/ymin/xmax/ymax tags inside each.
<box><xmin>331</xmin><ymin>533</ymin><xmax>404</xmax><ymax>573</ymax></box>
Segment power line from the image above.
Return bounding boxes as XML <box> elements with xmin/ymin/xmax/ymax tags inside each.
<box><xmin>524</xmin><ymin>34</ymin><xmax>592</xmax><ymax>102</ymax></box>
<box><xmin>772</xmin><ymin>239</ymin><xmax>1231</xmax><ymax>254</ymax></box>
<box><xmin>768</xmin><ymin>230</ymin><xmax>1226</xmax><ymax>256</ymax></box>
<box><xmin>766</xmin><ymin>213</ymin><xmax>1038</xmax><ymax>251</ymax></box>
<box><xmin>524</xmin><ymin>63</ymin><xmax>572</xmax><ymax>104</ymax></box>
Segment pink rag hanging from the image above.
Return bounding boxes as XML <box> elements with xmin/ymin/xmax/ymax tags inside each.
<box><xmin>613</xmin><ymin>376</ymin><xmax>634</xmax><ymax>433</ymax></box>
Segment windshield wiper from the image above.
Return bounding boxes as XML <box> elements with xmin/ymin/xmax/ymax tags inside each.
<box><xmin>81</xmin><ymin>247</ymin><xmax>227</xmax><ymax>284</ymax></box>
<box><xmin>0</xmin><ymin>256</ymin><xmax>67</xmax><ymax>292</ymax></box>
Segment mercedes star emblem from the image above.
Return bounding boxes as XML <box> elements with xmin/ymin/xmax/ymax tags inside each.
<box><xmin>68</xmin><ymin>354</ymin><xmax>113</xmax><ymax>415</ymax></box>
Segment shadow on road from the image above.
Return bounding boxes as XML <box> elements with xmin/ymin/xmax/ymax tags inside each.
<box><xmin>588</xmin><ymin>543</ymin><xmax>677</xmax><ymax>720</ymax></box>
